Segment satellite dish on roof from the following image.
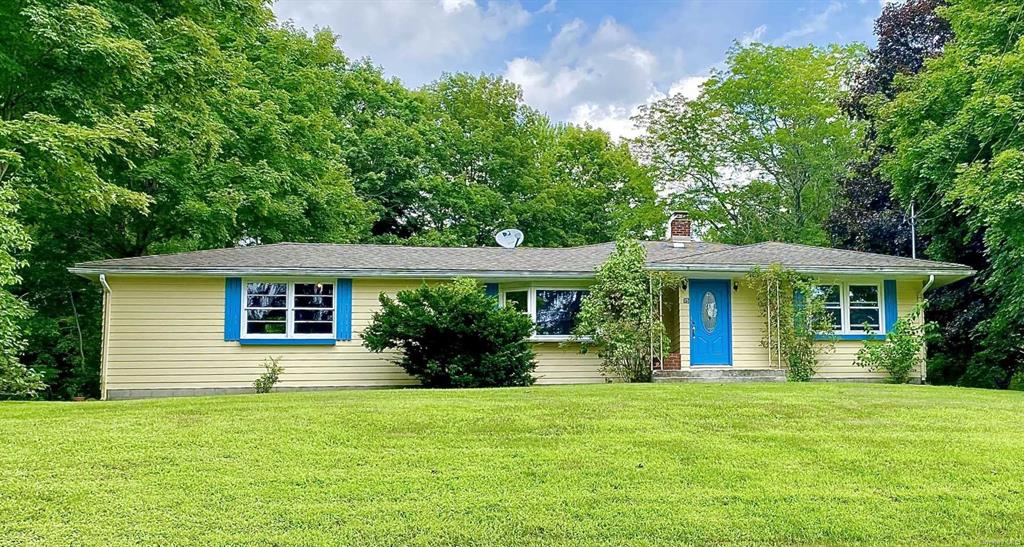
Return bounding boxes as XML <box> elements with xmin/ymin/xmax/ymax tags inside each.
<box><xmin>495</xmin><ymin>228</ymin><xmax>524</xmax><ymax>249</ymax></box>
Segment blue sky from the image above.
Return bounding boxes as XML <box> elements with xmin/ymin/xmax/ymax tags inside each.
<box><xmin>273</xmin><ymin>0</ymin><xmax>884</xmax><ymax>138</ymax></box>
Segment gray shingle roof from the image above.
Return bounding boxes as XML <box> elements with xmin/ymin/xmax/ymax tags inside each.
<box><xmin>649</xmin><ymin>241</ymin><xmax>971</xmax><ymax>273</ymax></box>
<box><xmin>70</xmin><ymin>240</ymin><xmax>972</xmax><ymax>279</ymax></box>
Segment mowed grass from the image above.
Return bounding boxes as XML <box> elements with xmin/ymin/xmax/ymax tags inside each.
<box><xmin>2</xmin><ymin>383</ymin><xmax>1024</xmax><ymax>545</ymax></box>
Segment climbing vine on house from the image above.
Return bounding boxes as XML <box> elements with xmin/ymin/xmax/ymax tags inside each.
<box><xmin>744</xmin><ymin>265</ymin><xmax>835</xmax><ymax>381</ymax></box>
<box><xmin>573</xmin><ymin>239</ymin><xmax>672</xmax><ymax>383</ymax></box>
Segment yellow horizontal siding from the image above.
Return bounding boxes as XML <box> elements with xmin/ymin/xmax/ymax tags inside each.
<box><xmin>105</xmin><ymin>274</ymin><xmax>925</xmax><ymax>394</ymax></box>
<box><xmin>104</xmin><ymin>276</ymin><xmax>605</xmax><ymax>393</ymax></box>
<box><xmin>730</xmin><ymin>283</ymin><xmax>773</xmax><ymax>370</ymax></box>
<box><xmin>533</xmin><ymin>343</ymin><xmax>604</xmax><ymax>385</ymax></box>
<box><xmin>675</xmin><ymin>277</ymin><xmax>925</xmax><ymax>381</ymax></box>
<box><xmin>814</xmin><ymin>279</ymin><xmax>924</xmax><ymax>380</ymax></box>
<box><xmin>677</xmin><ymin>287</ymin><xmax>690</xmax><ymax>367</ymax></box>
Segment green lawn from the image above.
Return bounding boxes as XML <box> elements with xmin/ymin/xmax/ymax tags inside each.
<box><xmin>2</xmin><ymin>383</ymin><xmax>1024</xmax><ymax>545</ymax></box>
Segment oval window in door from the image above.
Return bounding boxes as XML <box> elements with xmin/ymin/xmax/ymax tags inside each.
<box><xmin>701</xmin><ymin>291</ymin><xmax>717</xmax><ymax>332</ymax></box>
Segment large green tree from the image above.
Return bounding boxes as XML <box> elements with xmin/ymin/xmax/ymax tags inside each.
<box><xmin>345</xmin><ymin>72</ymin><xmax>663</xmax><ymax>247</ymax></box>
<box><xmin>878</xmin><ymin>0</ymin><xmax>1024</xmax><ymax>388</ymax></box>
<box><xmin>827</xmin><ymin>0</ymin><xmax>952</xmax><ymax>256</ymax></box>
<box><xmin>1</xmin><ymin>1</ymin><xmax>663</xmax><ymax>398</ymax></box>
<box><xmin>1</xmin><ymin>1</ymin><xmax>159</xmax><ymax>397</ymax></box>
<box><xmin>2</xmin><ymin>1</ymin><xmax>374</xmax><ymax>397</ymax></box>
<box><xmin>0</xmin><ymin>172</ymin><xmax>44</xmax><ymax>399</ymax></box>
<box><xmin>522</xmin><ymin>125</ymin><xmax>663</xmax><ymax>246</ymax></box>
<box><xmin>634</xmin><ymin>43</ymin><xmax>866</xmax><ymax>245</ymax></box>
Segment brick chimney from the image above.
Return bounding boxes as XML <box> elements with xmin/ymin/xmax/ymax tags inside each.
<box><xmin>668</xmin><ymin>211</ymin><xmax>692</xmax><ymax>246</ymax></box>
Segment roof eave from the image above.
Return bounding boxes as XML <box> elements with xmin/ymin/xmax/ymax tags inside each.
<box><xmin>67</xmin><ymin>266</ymin><xmax>598</xmax><ymax>279</ymax></box>
<box><xmin>69</xmin><ymin>264</ymin><xmax>976</xmax><ymax>286</ymax></box>
<box><xmin>646</xmin><ymin>262</ymin><xmax>975</xmax><ymax>280</ymax></box>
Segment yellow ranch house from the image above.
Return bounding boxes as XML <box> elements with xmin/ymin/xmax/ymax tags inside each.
<box><xmin>71</xmin><ymin>214</ymin><xmax>973</xmax><ymax>399</ymax></box>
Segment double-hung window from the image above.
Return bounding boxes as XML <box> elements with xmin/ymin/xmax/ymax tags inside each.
<box><xmin>812</xmin><ymin>283</ymin><xmax>882</xmax><ymax>334</ymax></box>
<box><xmin>243</xmin><ymin>280</ymin><xmax>335</xmax><ymax>338</ymax></box>
<box><xmin>504</xmin><ymin>290</ymin><xmax>529</xmax><ymax>313</ymax></box>
<box><xmin>812</xmin><ymin>285</ymin><xmax>843</xmax><ymax>331</ymax></box>
<box><xmin>535</xmin><ymin>290</ymin><xmax>588</xmax><ymax>337</ymax></box>
<box><xmin>500</xmin><ymin>287</ymin><xmax>589</xmax><ymax>340</ymax></box>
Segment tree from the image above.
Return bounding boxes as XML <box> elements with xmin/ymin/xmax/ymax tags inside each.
<box><xmin>573</xmin><ymin>239</ymin><xmax>667</xmax><ymax>382</ymax></box>
<box><xmin>843</xmin><ymin>0</ymin><xmax>952</xmax><ymax>119</ymax></box>
<box><xmin>362</xmin><ymin>279</ymin><xmax>536</xmax><ymax>388</ymax></box>
<box><xmin>878</xmin><ymin>0</ymin><xmax>1024</xmax><ymax>388</ymax></box>
<box><xmin>347</xmin><ymin>72</ymin><xmax>664</xmax><ymax>247</ymax></box>
<box><xmin>1</xmin><ymin>2</ymin><xmax>663</xmax><ymax>398</ymax></box>
<box><xmin>0</xmin><ymin>173</ymin><xmax>45</xmax><ymax>399</ymax></box>
<box><xmin>828</xmin><ymin>0</ymin><xmax>952</xmax><ymax>256</ymax></box>
<box><xmin>0</xmin><ymin>1</ymin><xmax>159</xmax><ymax>397</ymax></box>
<box><xmin>519</xmin><ymin>125</ymin><xmax>664</xmax><ymax>246</ymax></box>
<box><xmin>335</xmin><ymin>61</ymin><xmax>440</xmax><ymax>240</ymax></box>
<box><xmin>2</xmin><ymin>2</ymin><xmax>373</xmax><ymax>397</ymax></box>
<box><xmin>634</xmin><ymin>43</ymin><xmax>866</xmax><ymax>245</ymax></box>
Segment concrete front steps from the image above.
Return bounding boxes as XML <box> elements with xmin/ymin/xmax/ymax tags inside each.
<box><xmin>653</xmin><ymin>369</ymin><xmax>786</xmax><ymax>383</ymax></box>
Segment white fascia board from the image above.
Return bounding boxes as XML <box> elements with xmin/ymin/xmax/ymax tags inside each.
<box><xmin>645</xmin><ymin>263</ymin><xmax>974</xmax><ymax>277</ymax></box>
<box><xmin>67</xmin><ymin>267</ymin><xmax>597</xmax><ymax>280</ymax></box>
<box><xmin>68</xmin><ymin>264</ymin><xmax>974</xmax><ymax>285</ymax></box>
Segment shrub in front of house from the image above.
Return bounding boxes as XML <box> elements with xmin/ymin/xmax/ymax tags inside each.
<box><xmin>572</xmin><ymin>238</ymin><xmax>668</xmax><ymax>383</ymax></box>
<box><xmin>253</xmin><ymin>356</ymin><xmax>283</xmax><ymax>394</ymax></box>
<box><xmin>362</xmin><ymin>279</ymin><xmax>536</xmax><ymax>388</ymax></box>
<box><xmin>855</xmin><ymin>303</ymin><xmax>931</xmax><ymax>384</ymax></box>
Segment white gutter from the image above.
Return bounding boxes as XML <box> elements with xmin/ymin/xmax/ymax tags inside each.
<box><xmin>647</xmin><ymin>263</ymin><xmax>975</xmax><ymax>278</ymax></box>
<box><xmin>68</xmin><ymin>265</ymin><xmax>975</xmax><ymax>280</ymax></box>
<box><xmin>68</xmin><ymin>267</ymin><xmax>599</xmax><ymax>279</ymax></box>
<box><xmin>98</xmin><ymin>274</ymin><xmax>112</xmax><ymax>401</ymax></box>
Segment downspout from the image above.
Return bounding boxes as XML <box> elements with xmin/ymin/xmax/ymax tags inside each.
<box><xmin>919</xmin><ymin>274</ymin><xmax>936</xmax><ymax>385</ymax></box>
<box><xmin>920</xmin><ymin>274</ymin><xmax>935</xmax><ymax>296</ymax></box>
<box><xmin>99</xmin><ymin>274</ymin><xmax>112</xmax><ymax>401</ymax></box>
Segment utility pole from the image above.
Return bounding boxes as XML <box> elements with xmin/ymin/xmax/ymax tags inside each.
<box><xmin>910</xmin><ymin>201</ymin><xmax>917</xmax><ymax>259</ymax></box>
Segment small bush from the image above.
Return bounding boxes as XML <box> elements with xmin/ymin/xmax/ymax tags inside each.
<box><xmin>0</xmin><ymin>357</ymin><xmax>46</xmax><ymax>400</ymax></box>
<box><xmin>855</xmin><ymin>304</ymin><xmax>930</xmax><ymax>384</ymax></box>
<box><xmin>253</xmin><ymin>356</ymin><xmax>283</xmax><ymax>393</ymax></box>
<box><xmin>362</xmin><ymin>278</ymin><xmax>536</xmax><ymax>388</ymax></box>
<box><xmin>0</xmin><ymin>289</ymin><xmax>45</xmax><ymax>400</ymax></box>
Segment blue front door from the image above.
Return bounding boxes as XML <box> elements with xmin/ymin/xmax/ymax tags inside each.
<box><xmin>689</xmin><ymin>279</ymin><xmax>732</xmax><ymax>366</ymax></box>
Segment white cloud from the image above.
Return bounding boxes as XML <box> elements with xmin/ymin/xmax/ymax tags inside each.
<box><xmin>273</xmin><ymin>0</ymin><xmax>531</xmax><ymax>84</ymax></box>
<box><xmin>441</xmin><ymin>0</ymin><xmax>476</xmax><ymax>13</ymax></box>
<box><xmin>740</xmin><ymin>24</ymin><xmax>767</xmax><ymax>45</ymax></box>
<box><xmin>538</xmin><ymin>0</ymin><xmax>557</xmax><ymax>14</ymax></box>
<box><xmin>667</xmin><ymin>75</ymin><xmax>708</xmax><ymax>100</ymax></box>
<box><xmin>503</xmin><ymin>17</ymin><xmax>722</xmax><ymax>140</ymax></box>
<box><xmin>569</xmin><ymin>103</ymin><xmax>644</xmax><ymax>139</ymax></box>
<box><xmin>776</xmin><ymin>1</ymin><xmax>845</xmax><ymax>44</ymax></box>
<box><xmin>504</xmin><ymin>18</ymin><xmax>666</xmax><ymax>139</ymax></box>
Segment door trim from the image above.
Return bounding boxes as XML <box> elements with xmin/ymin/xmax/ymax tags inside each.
<box><xmin>688</xmin><ymin>279</ymin><xmax>733</xmax><ymax>367</ymax></box>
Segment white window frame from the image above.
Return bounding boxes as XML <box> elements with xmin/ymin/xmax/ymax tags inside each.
<box><xmin>500</xmin><ymin>286</ymin><xmax>589</xmax><ymax>341</ymax></box>
<box><xmin>241</xmin><ymin>278</ymin><xmax>336</xmax><ymax>339</ymax></box>
<box><xmin>813</xmin><ymin>282</ymin><xmax>885</xmax><ymax>334</ymax></box>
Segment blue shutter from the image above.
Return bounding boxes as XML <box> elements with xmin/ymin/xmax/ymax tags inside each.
<box><xmin>224</xmin><ymin>278</ymin><xmax>242</xmax><ymax>341</ymax></box>
<box><xmin>883</xmin><ymin>280</ymin><xmax>898</xmax><ymax>333</ymax></box>
<box><xmin>484</xmin><ymin>283</ymin><xmax>499</xmax><ymax>298</ymax></box>
<box><xmin>336</xmin><ymin>279</ymin><xmax>353</xmax><ymax>341</ymax></box>
<box><xmin>793</xmin><ymin>289</ymin><xmax>806</xmax><ymax>331</ymax></box>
